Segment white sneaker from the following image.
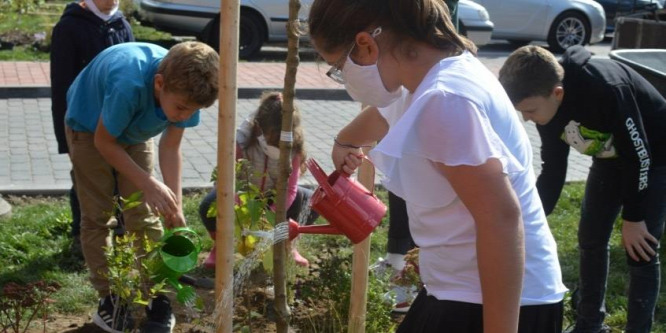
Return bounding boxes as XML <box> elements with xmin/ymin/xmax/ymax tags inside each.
<box><xmin>370</xmin><ymin>257</ymin><xmax>396</xmax><ymax>278</ymax></box>
<box><xmin>384</xmin><ymin>284</ymin><xmax>417</xmax><ymax>314</ymax></box>
<box><xmin>372</xmin><ymin>257</ymin><xmax>418</xmax><ymax>313</ymax></box>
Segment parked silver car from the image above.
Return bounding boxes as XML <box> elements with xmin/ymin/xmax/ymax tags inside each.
<box><xmin>474</xmin><ymin>0</ymin><xmax>606</xmax><ymax>52</ymax></box>
<box><xmin>137</xmin><ymin>0</ymin><xmax>494</xmax><ymax>59</ymax></box>
<box><xmin>459</xmin><ymin>0</ymin><xmax>494</xmax><ymax>47</ymax></box>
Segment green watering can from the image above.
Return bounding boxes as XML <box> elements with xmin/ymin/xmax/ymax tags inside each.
<box><xmin>146</xmin><ymin>227</ymin><xmax>202</xmax><ymax>303</ymax></box>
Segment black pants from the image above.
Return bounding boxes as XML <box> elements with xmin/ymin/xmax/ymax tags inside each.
<box><xmin>387</xmin><ymin>191</ymin><xmax>416</xmax><ymax>254</ymax></box>
<box><xmin>398</xmin><ymin>288</ymin><xmax>563</xmax><ymax>333</ymax></box>
<box><xmin>198</xmin><ymin>186</ymin><xmax>318</xmax><ymax>233</ymax></box>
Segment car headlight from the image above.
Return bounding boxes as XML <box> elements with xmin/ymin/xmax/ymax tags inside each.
<box><xmin>477</xmin><ymin>9</ymin><xmax>489</xmax><ymax>21</ymax></box>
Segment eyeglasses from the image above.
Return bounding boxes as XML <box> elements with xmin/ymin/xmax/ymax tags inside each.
<box><xmin>324</xmin><ymin>27</ymin><xmax>383</xmax><ymax>85</ymax></box>
<box><xmin>326</xmin><ymin>43</ymin><xmax>356</xmax><ymax>84</ymax></box>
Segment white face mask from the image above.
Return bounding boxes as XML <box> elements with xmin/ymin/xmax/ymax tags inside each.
<box><xmin>84</xmin><ymin>0</ymin><xmax>118</xmax><ymax>21</ymax></box>
<box><xmin>341</xmin><ymin>27</ymin><xmax>402</xmax><ymax>108</ymax></box>
<box><xmin>257</xmin><ymin>135</ymin><xmax>281</xmax><ymax>160</ymax></box>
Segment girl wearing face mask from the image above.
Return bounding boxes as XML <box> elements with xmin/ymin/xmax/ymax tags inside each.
<box><xmin>309</xmin><ymin>0</ymin><xmax>566</xmax><ymax>332</ymax></box>
<box><xmin>198</xmin><ymin>92</ymin><xmax>318</xmax><ymax>268</ymax></box>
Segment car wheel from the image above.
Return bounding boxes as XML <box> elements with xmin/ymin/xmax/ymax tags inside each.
<box><xmin>547</xmin><ymin>11</ymin><xmax>590</xmax><ymax>53</ymax></box>
<box><xmin>239</xmin><ymin>12</ymin><xmax>265</xmax><ymax>59</ymax></box>
<box><xmin>200</xmin><ymin>17</ymin><xmax>220</xmax><ymax>52</ymax></box>
<box><xmin>200</xmin><ymin>12</ymin><xmax>265</xmax><ymax>59</ymax></box>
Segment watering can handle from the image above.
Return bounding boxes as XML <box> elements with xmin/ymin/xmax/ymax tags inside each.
<box><xmin>163</xmin><ymin>227</ymin><xmax>203</xmax><ymax>252</ymax></box>
<box><xmin>341</xmin><ymin>154</ymin><xmax>378</xmax><ymax>194</ymax></box>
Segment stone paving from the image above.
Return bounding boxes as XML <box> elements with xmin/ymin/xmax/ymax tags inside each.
<box><xmin>0</xmin><ymin>52</ymin><xmax>591</xmax><ymax>194</ymax></box>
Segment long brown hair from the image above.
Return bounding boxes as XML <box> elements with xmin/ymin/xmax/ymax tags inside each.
<box><xmin>249</xmin><ymin>91</ymin><xmax>307</xmax><ymax>173</ymax></box>
<box><xmin>308</xmin><ymin>0</ymin><xmax>476</xmax><ymax>57</ymax></box>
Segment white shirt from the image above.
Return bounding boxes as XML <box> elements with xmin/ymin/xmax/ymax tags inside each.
<box><xmin>370</xmin><ymin>51</ymin><xmax>567</xmax><ymax>305</ymax></box>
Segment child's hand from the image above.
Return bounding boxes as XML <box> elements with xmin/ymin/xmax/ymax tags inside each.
<box><xmin>622</xmin><ymin>220</ymin><xmax>658</xmax><ymax>262</ymax></box>
<box><xmin>164</xmin><ymin>210</ymin><xmax>187</xmax><ymax>229</ymax></box>
<box><xmin>331</xmin><ymin>144</ymin><xmax>363</xmax><ymax>175</ymax></box>
<box><xmin>142</xmin><ymin>178</ymin><xmax>179</xmax><ymax>219</ymax></box>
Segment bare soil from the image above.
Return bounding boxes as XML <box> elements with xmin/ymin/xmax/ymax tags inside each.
<box><xmin>22</xmin><ymin>259</ymin><xmax>351</xmax><ymax>332</ymax></box>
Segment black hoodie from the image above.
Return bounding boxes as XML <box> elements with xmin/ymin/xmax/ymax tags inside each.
<box><xmin>536</xmin><ymin>45</ymin><xmax>666</xmax><ymax>222</ymax></box>
<box><xmin>50</xmin><ymin>2</ymin><xmax>134</xmax><ymax>154</ymax></box>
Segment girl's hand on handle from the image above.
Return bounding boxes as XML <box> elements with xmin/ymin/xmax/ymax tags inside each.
<box><xmin>142</xmin><ymin>177</ymin><xmax>179</xmax><ymax>219</ymax></box>
<box><xmin>332</xmin><ymin>144</ymin><xmax>363</xmax><ymax>175</ymax></box>
<box><xmin>622</xmin><ymin>220</ymin><xmax>658</xmax><ymax>262</ymax></box>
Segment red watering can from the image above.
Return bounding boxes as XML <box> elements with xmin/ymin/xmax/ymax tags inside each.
<box><xmin>288</xmin><ymin>158</ymin><xmax>387</xmax><ymax>244</ymax></box>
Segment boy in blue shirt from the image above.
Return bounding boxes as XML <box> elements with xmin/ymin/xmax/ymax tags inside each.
<box><xmin>65</xmin><ymin>41</ymin><xmax>218</xmax><ymax>333</ymax></box>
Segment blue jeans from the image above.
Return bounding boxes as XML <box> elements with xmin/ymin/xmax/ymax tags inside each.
<box><xmin>574</xmin><ymin>159</ymin><xmax>666</xmax><ymax>333</ymax></box>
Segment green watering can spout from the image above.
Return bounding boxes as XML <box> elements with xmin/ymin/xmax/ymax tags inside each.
<box><xmin>147</xmin><ymin>227</ymin><xmax>202</xmax><ymax>303</ymax></box>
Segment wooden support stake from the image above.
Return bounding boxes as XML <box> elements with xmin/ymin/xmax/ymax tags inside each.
<box><xmin>215</xmin><ymin>0</ymin><xmax>239</xmax><ymax>331</ymax></box>
<box><xmin>348</xmin><ymin>145</ymin><xmax>374</xmax><ymax>333</ymax></box>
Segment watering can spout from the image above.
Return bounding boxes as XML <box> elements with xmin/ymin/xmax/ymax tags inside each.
<box><xmin>288</xmin><ymin>219</ymin><xmax>343</xmax><ymax>240</ymax></box>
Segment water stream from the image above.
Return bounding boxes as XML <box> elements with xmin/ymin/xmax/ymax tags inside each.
<box><xmin>207</xmin><ymin>193</ymin><xmax>316</xmax><ymax>329</ymax></box>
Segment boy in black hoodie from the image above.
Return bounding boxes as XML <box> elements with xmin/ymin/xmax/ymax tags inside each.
<box><xmin>50</xmin><ymin>0</ymin><xmax>134</xmax><ymax>256</ymax></box>
<box><xmin>499</xmin><ymin>45</ymin><xmax>666</xmax><ymax>333</ymax></box>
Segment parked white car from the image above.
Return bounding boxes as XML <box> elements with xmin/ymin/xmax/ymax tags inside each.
<box><xmin>459</xmin><ymin>0</ymin><xmax>494</xmax><ymax>47</ymax></box>
<box><xmin>137</xmin><ymin>0</ymin><xmax>494</xmax><ymax>59</ymax></box>
<box><xmin>474</xmin><ymin>0</ymin><xmax>606</xmax><ymax>52</ymax></box>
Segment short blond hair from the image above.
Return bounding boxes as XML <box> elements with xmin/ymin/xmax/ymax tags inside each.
<box><xmin>157</xmin><ymin>41</ymin><xmax>219</xmax><ymax>107</ymax></box>
<box><xmin>498</xmin><ymin>45</ymin><xmax>564</xmax><ymax>104</ymax></box>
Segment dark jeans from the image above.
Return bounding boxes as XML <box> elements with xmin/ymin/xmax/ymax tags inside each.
<box><xmin>397</xmin><ymin>288</ymin><xmax>563</xmax><ymax>333</ymax></box>
<box><xmin>387</xmin><ymin>191</ymin><xmax>416</xmax><ymax>255</ymax></box>
<box><xmin>574</xmin><ymin>160</ymin><xmax>666</xmax><ymax>333</ymax></box>
<box><xmin>198</xmin><ymin>186</ymin><xmax>318</xmax><ymax>233</ymax></box>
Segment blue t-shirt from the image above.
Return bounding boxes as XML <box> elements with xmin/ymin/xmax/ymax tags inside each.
<box><xmin>65</xmin><ymin>42</ymin><xmax>200</xmax><ymax>145</ymax></box>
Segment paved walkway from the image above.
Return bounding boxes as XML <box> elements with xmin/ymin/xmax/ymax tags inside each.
<box><xmin>0</xmin><ymin>54</ymin><xmax>591</xmax><ymax>194</ymax></box>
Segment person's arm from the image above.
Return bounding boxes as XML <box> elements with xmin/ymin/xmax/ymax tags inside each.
<box><xmin>536</xmin><ymin>123</ymin><xmax>569</xmax><ymax>215</ymax></box>
<box><xmin>121</xmin><ymin>17</ymin><xmax>135</xmax><ymax>42</ymax></box>
<box><xmin>50</xmin><ymin>22</ymin><xmax>79</xmax><ymax>154</ymax></box>
<box><xmin>159</xmin><ymin>125</ymin><xmax>187</xmax><ymax>228</ymax></box>
<box><xmin>93</xmin><ymin>118</ymin><xmax>180</xmax><ymax>223</ymax></box>
<box><xmin>611</xmin><ymin>85</ymin><xmax>657</xmax><ymax>261</ymax></box>
<box><xmin>333</xmin><ymin>105</ymin><xmax>389</xmax><ymax>174</ymax></box>
<box><xmin>437</xmin><ymin>159</ymin><xmax>524</xmax><ymax>333</ymax></box>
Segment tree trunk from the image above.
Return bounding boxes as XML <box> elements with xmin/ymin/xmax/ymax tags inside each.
<box><xmin>273</xmin><ymin>0</ymin><xmax>301</xmax><ymax>332</ymax></box>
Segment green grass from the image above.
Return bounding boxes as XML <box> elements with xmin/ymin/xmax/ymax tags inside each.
<box><xmin>0</xmin><ymin>0</ymin><xmax>175</xmax><ymax>61</ymax></box>
<box><xmin>2</xmin><ymin>183</ymin><xmax>666</xmax><ymax>331</ymax></box>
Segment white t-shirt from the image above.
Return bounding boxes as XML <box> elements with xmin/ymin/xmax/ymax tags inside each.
<box><xmin>369</xmin><ymin>51</ymin><xmax>567</xmax><ymax>305</ymax></box>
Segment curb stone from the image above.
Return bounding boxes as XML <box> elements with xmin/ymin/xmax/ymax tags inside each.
<box><xmin>0</xmin><ymin>86</ymin><xmax>352</xmax><ymax>101</ymax></box>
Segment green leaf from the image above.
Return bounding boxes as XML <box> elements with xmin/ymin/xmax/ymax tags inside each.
<box><xmin>123</xmin><ymin>201</ymin><xmax>142</xmax><ymax>211</ymax></box>
<box><xmin>207</xmin><ymin>203</ymin><xmax>217</xmax><ymax>219</ymax></box>
<box><xmin>262</xmin><ymin>248</ymin><xmax>273</xmax><ymax>273</ymax></box>
<box><xmin>124</xmin><ymin>191</ymin><xmax>143</xmax><ymax>203</ymax></box>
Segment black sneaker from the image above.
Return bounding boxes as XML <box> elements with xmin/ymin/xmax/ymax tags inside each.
<box><xmin>141</xmin><ymin>294</ymin><xmax>176</xmax><ymax>333</ymax></box>
<box><xmin>92</xmin><ymin>295</ymin><xmax>134</xmax><ymax>333</ymax></box>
